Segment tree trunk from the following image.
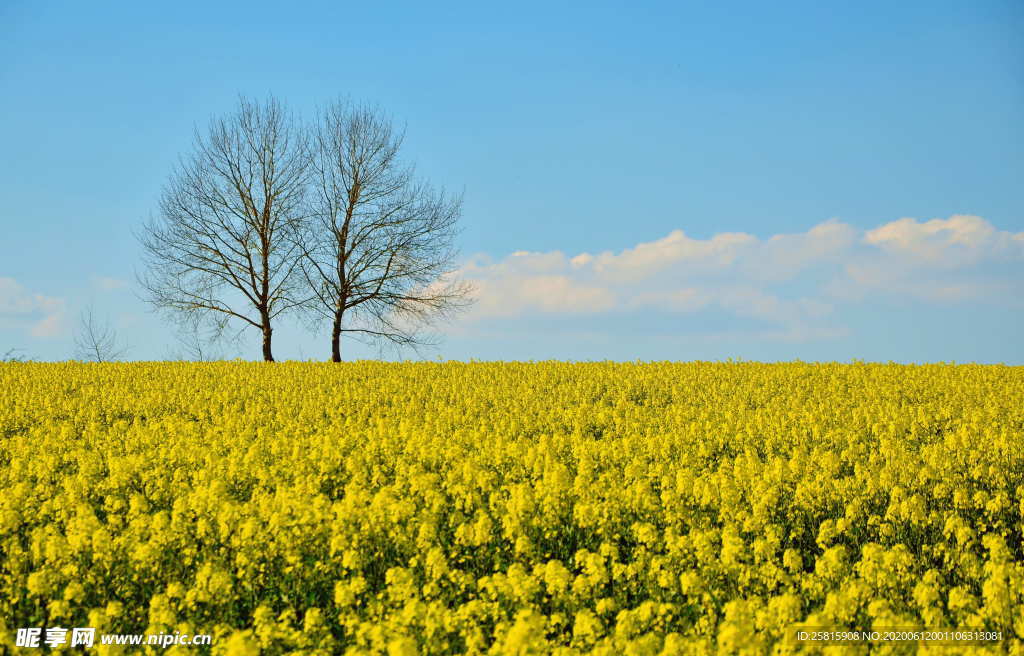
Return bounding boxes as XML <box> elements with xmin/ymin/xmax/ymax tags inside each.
<box><xmin>262</xmin><ymin>324</ymin><xmax>274</xmax><ymax>362</ymax></box>
<box><xmin>330</xmin><ymin>310</ymin><xmax>343</xmax><ymax>362</ymax></box>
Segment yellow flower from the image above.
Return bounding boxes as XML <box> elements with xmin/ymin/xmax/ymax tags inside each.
<box><xmin>0</xmin><ymin>360</ymin><xmax>1020</xmax><ymax>651</ymax></box>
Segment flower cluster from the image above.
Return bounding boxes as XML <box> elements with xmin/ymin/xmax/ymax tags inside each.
<box><xmin>0</xmin><ymin>361</ymin><xmax>1021</xmax><ymax>654</ymax></box>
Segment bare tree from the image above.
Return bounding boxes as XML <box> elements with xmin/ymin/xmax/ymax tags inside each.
<box><xmin>300</xmin><ymin>101</ymin><xmax>473</xmax><ymax>361</ymax></box>
<box><xmin>74</xmin><ymin>305</ymin><xmax>128</xmax><ymax>362</ymax></box>
<box><xmin>2</xmin><ymin>348</ymin><xmax>29</xmax><ymax>363</ymax></box>
<box><xmin>137</xmin><ymin>95</ymin><xmax>310</xmax><ymax>361</ymax></box>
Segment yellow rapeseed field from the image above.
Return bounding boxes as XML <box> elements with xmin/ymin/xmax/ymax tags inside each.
<box><xmin>0</xmin><ymin>361</ymin><xmax>1022</xmax><ymax>655</ymax></box>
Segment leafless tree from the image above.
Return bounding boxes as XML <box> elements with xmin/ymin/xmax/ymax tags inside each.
<box><xmin>300</xmin><ymin>101</ymin><xmax>473</xmax><ymax>361</ymax></box>
<box><xmin>136</xmin><ymin>95</ymin><xmax>310</xmax><ymax>361</ymax></box>
<box><xmin>2</xmin><ymin>348</ymin><xmax>29</xmax><ymax>363</ymax></box>
<box><xmin>74</xmin><ymin>305</ymin><xmax>128</xmax><ymax>362</ymax></box>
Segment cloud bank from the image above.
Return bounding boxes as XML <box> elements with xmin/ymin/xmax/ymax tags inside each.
<box><xmin>0</xmin><ymin>277</ymin><xmax>68</xmax><ymax>338</ymax></box>
<box><xmin>449</xmin><ymin>215</ymin><xmax>1023</xmax><ymax>342</ymax></box>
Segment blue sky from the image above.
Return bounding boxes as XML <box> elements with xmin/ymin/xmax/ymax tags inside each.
<box><xmin>1</xmin><ymin>0</ymin><xmax>1022</xmax><ymax>363</ymax></box>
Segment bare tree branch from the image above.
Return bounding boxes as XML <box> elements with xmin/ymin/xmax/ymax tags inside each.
<box><xmin>74</xmin><ymin>305</ymin><xmax>128</xmax><ymax>362</ymax></box>
<box><xmin>2</xmin><ymin>348</ymin><xmax>30</xmax><ymax>363</ymax></box>
<box><xmin>297</xmin><ymin>100</ymin><xmax>475</xmax><ymax>361</ymax></box>
<box><xmin>135</xmin><ymin>95</ymin><xmax>311</xmax><ymax>361</ymax></box>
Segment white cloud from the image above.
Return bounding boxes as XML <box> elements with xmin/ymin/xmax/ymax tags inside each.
<box><xmin>443</xmin><ymin>214</ymin><xmax>1023</xmax><ymax>341</ymax></box>
<box><xmin>29</xmin><ymin>313</ymin><xmax>66</xmax><ymax>338</ymax></box>
<box><xmin>750</xmin><ymin>219</ymin><xmax>858</xmax><ymax>282</ymax></box>
<box><xmin>830</xmin><ymin>260</ymin><xmax>1024</xmax><ymax>305</ymax></box>
<box><xmin>589</xmin><ymin>229</ymin><xmax>758</xmax><ymax>283</ymax></box>
<box><xmin>465</xmin><ymin>274</ymin><xmax>616</xmax><ymax>319</ymax></box>
<box><xmin>863</xmin><ymin>214</ymin><xmax>1024</xmax><ymax>267</ymax></box>
<box><xmin>626</xmin><ymin>288</ymin><xmax>709</xmax><ymax>313</ymax></box>
<box><xmin>831</xmin><ymin>215</ymin><xmax>1024</xmax><ymax>304</ymax></box>
<box><xmin>0</xmin><ymin>277</ymin><xmax>68</xmax><ymax>338</ymax></box>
